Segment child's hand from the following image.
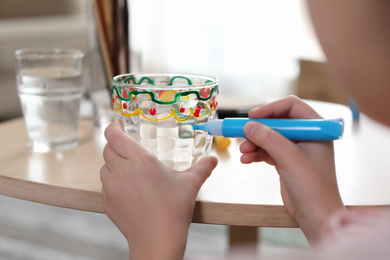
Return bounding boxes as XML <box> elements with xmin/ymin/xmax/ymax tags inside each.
<box><xmin>240</xmin><ymin>96</ymin><xmax>344</xmax><ymax>244</ymax></box>
<box><xmin>100</xmin><ymin>123</ymin><xmax>218</xmax><ymax>260</ymax></box>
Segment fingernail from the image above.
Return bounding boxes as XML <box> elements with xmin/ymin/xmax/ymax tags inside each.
<box><xmin>244</xmin><ymin>121</ymin><xmax>258</xmax><ymax>137</ymax></box>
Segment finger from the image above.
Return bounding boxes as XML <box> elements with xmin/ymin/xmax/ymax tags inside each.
<box><xmin>240</xmin><ymin>151</ymin><xmax>263</xmax><ymax>164</ymax></box>
<box><xmin>102</xmin><ymin>143</ymin><xmax>124</xmax><ymax>168</ymax></box>
<box><xmin>100</xmin><ymin>164</ymin><xmax>111</xmax><ymax>184</ymax></box>
<box><xmin>240</xmin><ymin>149</ymin><xmax>275</xmax><ymax>165</ymax></box>
<box><xmin>239</xmin><ymin>140</ymin><xmax>258</xmax><ymax>153</ymax></box>
<box><xmin>185</xmin><ymin>156</ymin><xmax>218</xmax><ymax>191</ymax></box>
<box><xmin>240</xmin><ymin>140</ymin><xmax>267</xmax><ymax>162</ymax></box>
<box><xmin>104</xmin><ymin>123</ymin><xmax>150</xmax><ymax>159</ymax></box>
<box><xmin>248</xmin><ymin>95</ymin><xmax>323</xmax><ymax>120</ymax></box>
<box><xmin>240</xmin><ymin>140</ymin><xmax>273</xmax><ymax>161</ymax></box>
<box><xmin>244</xmin><ymin>121</ymin><xmax>300</xmax><ymax>167</ymax></box>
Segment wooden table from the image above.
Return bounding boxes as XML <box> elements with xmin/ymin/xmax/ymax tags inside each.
<box><xmin>2</xmin><ymin>100</ymin><xmax>390</xmax><ymax>247</ymax></box>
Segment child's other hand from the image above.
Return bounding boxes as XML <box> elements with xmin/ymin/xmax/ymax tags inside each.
<box><xmin>239</xmin><ymin>96</ymin><xmax>344</xmax><ymax>244</ymax></box>
<box><xmin>100</xmin><ymin>123</ymin><xmax>218</xmax><ymax>260</ymax></box>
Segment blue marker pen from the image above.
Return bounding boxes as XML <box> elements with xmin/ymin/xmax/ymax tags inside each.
<box><xmin>193</xmin><ymin>118</ymin><xmax>344</xmax><ymax>141</ymax></box>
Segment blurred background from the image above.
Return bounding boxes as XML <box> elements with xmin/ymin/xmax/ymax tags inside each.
<box><xmin>0</xmin><ymin>0</ymin><xmax>327</xmax><ymax>122</ymax></box>
<box><xmin>0</xmin><ymin>0</ymin><xmax>329</xmax><ymax>259</ymax></box>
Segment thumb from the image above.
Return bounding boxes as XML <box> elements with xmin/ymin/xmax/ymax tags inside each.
<box><xmin>185</xmin><ymin>156</ymin><xmax>218</xmax><ymax>190</ymax></box>
<box><xmin>244</xmin><ymin>121</ymin><xmax>299</xmax><ymax>167</ymax></box>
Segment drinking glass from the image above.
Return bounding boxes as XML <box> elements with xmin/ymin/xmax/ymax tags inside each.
<box><xmin>111</xmin><ymin>73</ymin><xmax>219</xmax><ymax>171</ymax></box>
<box><xmin>14</xmin><ymin>48</ymin><xmax>85</xmax><ymax>153</ymax></box>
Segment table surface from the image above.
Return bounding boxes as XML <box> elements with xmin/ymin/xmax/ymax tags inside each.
<box><xmin>1</xmin><ymin>100</ymin><xmax>390</xmax><ymax>228</ymax></box>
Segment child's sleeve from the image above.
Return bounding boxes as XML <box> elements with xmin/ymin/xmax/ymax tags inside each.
<box><xmin>313</xmin><ymin>208</ymin><xmax>390</xmax><ymax>260</ymax></box>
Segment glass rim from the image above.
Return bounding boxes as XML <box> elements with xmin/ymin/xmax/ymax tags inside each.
<box><xmin>14</xmin><ymin>48</ymin><xmax>85</xmax><ymax>60</ymax></box>
<box><xmin>112</xmin><ymin>73</ymin><xmax>218</xmax><ymax>90</ymax></box>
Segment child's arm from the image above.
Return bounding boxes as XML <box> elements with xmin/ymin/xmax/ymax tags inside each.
<box><xmin>100</xmin><ymin>124</ymin><xmax>218</xmax><ymax>260</ymax></box>
<box><xmin>240</xmin><ymin>96</ymin><xmax>345</xmax><ymax>244</ymax></box>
